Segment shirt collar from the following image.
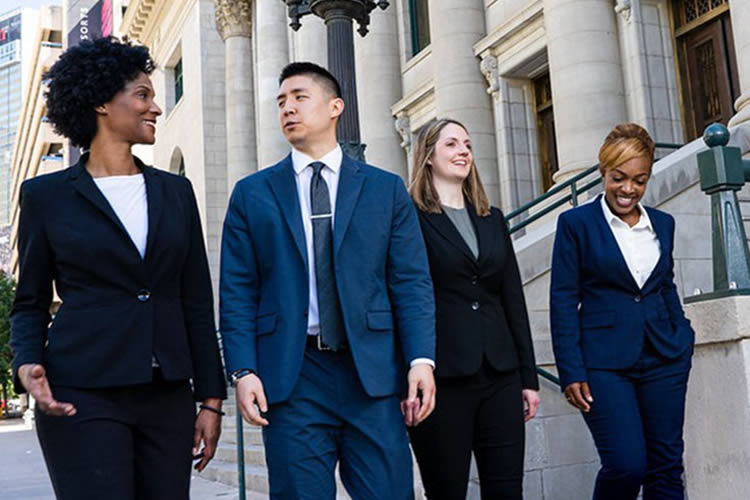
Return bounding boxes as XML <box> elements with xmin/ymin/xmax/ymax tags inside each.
<box><xmin>600</xmin><ymin>194</ymin><xmax>653</xmax><ymax>231</ymax></box>
<box><xmin>291</xmin><ymin>144</ymin><xmax>343</xmax><ymax>175</ymax></box>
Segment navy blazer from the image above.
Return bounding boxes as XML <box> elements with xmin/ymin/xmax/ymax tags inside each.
<box><xmin>549</xmin><ymin>195</ymin><xmax>694</xmax><ymax>389</ymax></box>
<box><xmin>220</xmin><ymin>154</ymin><xmax>436</xmax><ymax>404</ymax></box>
<box><xmin>10</xmin><ymin>154</ymin><xmax>226</xmax><ymax>401</ymax></box>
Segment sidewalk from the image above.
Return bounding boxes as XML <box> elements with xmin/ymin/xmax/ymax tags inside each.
<box><xmin>0</xmin><ymin>417</ymin><xmax>266</xmax><ymax>499</ymax></box>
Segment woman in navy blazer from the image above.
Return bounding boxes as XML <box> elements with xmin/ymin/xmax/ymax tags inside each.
<box><xmin>550</xmin><ymin>123</ymin><xmax>694</xmax><ymax>500</ymax></box>
<box><xmin>10</xmin><ymin>38</ymin><xmax>226</xmax><ymax>499</ymax></box>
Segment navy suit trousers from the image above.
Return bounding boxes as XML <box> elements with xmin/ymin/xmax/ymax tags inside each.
<box><xmin>262</xmin><ymin>344</ymin><xmax>414</xmax><ymax>500</ymax></box>
<box><xmin>583</xmin><ymin>341</ymin><xmax>692</xmax><ymax>500</ymax></box>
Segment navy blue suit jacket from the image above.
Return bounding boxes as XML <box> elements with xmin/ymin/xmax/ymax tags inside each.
<box><xmin>549</xmin><ymin>195</ymin><xmax>694</xmax><ymax>389</ymax></box>
<box><xmin>219</xmin><ymin>154</ymin><xmax>436</xmax><ymax>404</ymax></box>
<box><xmin>10</xmin><ymin>154</ymin><xmax>226</xmax><ymax>400</ymax></box>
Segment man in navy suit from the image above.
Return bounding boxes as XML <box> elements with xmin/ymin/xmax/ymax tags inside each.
<box><xmin>220</xmin><ymin>62</ymin><xmax>436</xmax><ymax>499</ymax></box>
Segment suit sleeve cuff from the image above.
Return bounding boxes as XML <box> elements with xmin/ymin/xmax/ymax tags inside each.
<box><xmin>410</xmin><ymin>358</ymin><xmax>435</xmax><ymax>369</ymax></box>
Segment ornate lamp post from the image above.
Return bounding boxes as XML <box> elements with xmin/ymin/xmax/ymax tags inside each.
<box><xmin>281</xmin><ymin>0</ymin><xmax>389</xmax><ymax>161</ymax></box>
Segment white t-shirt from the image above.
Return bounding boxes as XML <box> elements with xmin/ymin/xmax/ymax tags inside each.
<box><xmin>93</xmin><ymin>174</ymin><xmax>149</xmax><ymax>259</ymax></box>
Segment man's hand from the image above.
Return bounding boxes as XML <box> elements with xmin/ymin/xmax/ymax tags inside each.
<box><xmin>193</xmin><ymin>398</ymin><xmax>222</xmax><ymax>472</ymax></box>
<box><xmin>17</xmin><ymin>364</ymin><xmax>76</xmax><ymax>416</ymax></box>
<box><xmin>401</xmin><ymin>364</ymin><xmax>435</xmax><ymax>426</ymax></box>
<box><xmin>235</xmin><ymin>373</ymin><xmax>269</xmax><ymax>426</ymax></box>
<box><xmin>522</xmin><ymin>389</ymin><xmax>540</xmax><ymax>422</ymax></box>
<box><xmin>564</xmin><ymin>381</ymin><xmax>593</xmax><ymax>413</ymax></box>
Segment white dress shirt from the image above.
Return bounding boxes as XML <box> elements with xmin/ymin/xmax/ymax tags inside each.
<box><xmin>291</xmin><ymin>145</ymin><xmax>433</xmax><ymax>368</ymax></box>
<box><xmin>93</xmin><ymin>174</ymin><xmax>148</xmax><ymax>259</ymax></box>
<box><xmin>600</xmin><ymin>196</ymin><xmax>661</xmax><ymax>289</ymax></box>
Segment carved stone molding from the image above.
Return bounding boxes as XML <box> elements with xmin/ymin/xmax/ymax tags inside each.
<box><xmin>394</xmin><ymin>113</ymin><xmax>411</xmax><ymax>150</ymax></box>
<box><xmin>479</xmin><ymin>52</ymin><xmax>500</xmax><ymax>99</ymax></box>
<box><xmin>215</xmin><ymin>0</ymin><xmax>252</xmax><ymax>40</ymax></box>
<box><xmin>615</xmin><ymin>0</ymin><xmax>632</xmax><ymax>22</ymax></box>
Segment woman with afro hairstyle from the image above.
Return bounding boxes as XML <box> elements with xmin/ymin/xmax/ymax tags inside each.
<box><xmin>9</xmin><ymin>37</ymin><xmax>226</xmax><ymax>499</ymax></box>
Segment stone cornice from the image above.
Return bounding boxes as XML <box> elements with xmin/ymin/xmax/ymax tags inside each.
<box><xmin>215</xmin><ymin>0</ymin><xmax>252</xmax><ymax>40</ymax></box>
<box><xmin>121</xmin><ymin>0</ymin><xmax>157</xmax><ymax>42</ymax></box>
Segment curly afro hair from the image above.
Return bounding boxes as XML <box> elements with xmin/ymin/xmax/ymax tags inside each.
<box><xmin>43</xmin><ymin>37</ymin><xmax>155</xmax><ymax>149</ymax></box>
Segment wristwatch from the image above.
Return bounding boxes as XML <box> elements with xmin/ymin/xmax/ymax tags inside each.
<box><xmin>229</xmin><ymin>368</ymin><xmax>254</xmax><ymax>387</ymax></box>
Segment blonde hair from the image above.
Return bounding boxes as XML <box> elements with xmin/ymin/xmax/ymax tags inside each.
<box><xmin>599</xmin><ymin>123</ymin><xmax>655</xmax><ymax>174</ymax></box>
<box><xmin>409</xmin><ymin>118</ymin><xmax>490</xmax><ymax>216</ymax></box>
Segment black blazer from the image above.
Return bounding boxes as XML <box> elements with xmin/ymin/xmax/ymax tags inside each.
<box><xmin>417</xmin><ymin>204</ymin><xmax>539</xmax><ymax>390</ymax></box>
<box><xmin>10</xmin><ymin>154</ymin><xmax>226</xmax><ymax>401</ymax></box>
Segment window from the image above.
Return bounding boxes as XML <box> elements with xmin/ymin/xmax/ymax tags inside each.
<box><xmin>533</xmin><ymin>73</ymin><xmax>559</xmax><ymax>191</ymax></box>
<box><xmin>409</xmin><ymin>0</ymin><xmax>430</xmax><ymax>56</ymax></box>
<box><xmin>174</xmin><ymin>58</ymin><xmax>183</xmax><ymax>104</ymax></box>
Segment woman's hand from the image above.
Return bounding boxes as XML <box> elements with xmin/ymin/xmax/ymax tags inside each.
<box><xmin>522</xmin><ymin>389</ymin><xmax>540</xmax><ymax>422</ymax></box>
<box><xmin>17</xmin><ymin>364</ymin><xmax>76</xmax><ymax>416</ymax></box>
<box><xmin>193</xmin><ymin>398</ymin><xmax>222</xmax><ymax>472</ymax></box>
<box><xmin>564</xmin><ymin>382</ymin><xmax>593</xmax><ymax>412</ymax></box>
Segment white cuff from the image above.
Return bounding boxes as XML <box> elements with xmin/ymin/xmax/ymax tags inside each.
<box><xmin>410</xmin><ymin>357</ymin><xmax>435</xmax><ymax>369</ymax></box>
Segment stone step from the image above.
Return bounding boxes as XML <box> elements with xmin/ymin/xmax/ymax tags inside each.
<box><xmin>220</xmin><ymin>425</ymin><xmax>264</xmax><ymax>446</ymax></box>
<box><xmin>198</xmin><ymin>460</ymin><xmax>270</xmax><ymax>494</ymax></box>
<box><xmin>214</xmin><ymin>442</ymin><xmax>266</xmax><ymax>467</ymax></box>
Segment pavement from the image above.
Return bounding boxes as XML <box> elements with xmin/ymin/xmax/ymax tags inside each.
<box><xmin>0</xmin><ymin>417</ymin><xmax>266</xmax><ymax>499</ymax></box>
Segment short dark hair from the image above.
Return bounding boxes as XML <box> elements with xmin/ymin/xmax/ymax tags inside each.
<box><xmin>43</xmin><ymin>37</ymin><xmax>156</xmax><ymax>149</ymax></box>
<box><xmin>279</xmin><ymin>62</ymin><xmax>342</xmax><ymax>99</ymax></box>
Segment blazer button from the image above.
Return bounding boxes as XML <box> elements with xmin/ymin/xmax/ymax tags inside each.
<box><xmin>303</xmin><ymin>310</ymin><xmax>308</xmax><ymax>317</ymax></box>
<box><xmin>471</xmin><ymin>301</ymin><xmax>480</xmax><ymax>311</ymax></box>
<box><xmin>471</xmin><ymin>275</ymin><xmax>478</xmax><ymax>285</ymax></box>
<box><xmin>634</xmin><ymin>295</ymin><xmax>642</xmax><ymax>303</ymax></box>
<box><xmin>137</xmin><ymin>289</ymin><xmax>151</xmax><ymax>302</ymax></box>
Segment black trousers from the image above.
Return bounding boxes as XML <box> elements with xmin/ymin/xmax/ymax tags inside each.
<box><xmin>35</xmin><ymin>373</ymin><xmax>195</xmax><ymax>500</ymax></box>
<box><xmin>409</xmin><ymin>362</ymin><xmax>525</xmax><ymax>500</ymax></box>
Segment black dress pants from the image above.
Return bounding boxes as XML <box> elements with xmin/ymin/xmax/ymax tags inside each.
<box><xmin>35</xmin><ymin>373</ymin><xmax>195</xmax><ymax>500</ymax></box>
<box><xmin>409</xmin><ymin>362</ymin><xmax>525</xmax><ymax>500</ymax></box>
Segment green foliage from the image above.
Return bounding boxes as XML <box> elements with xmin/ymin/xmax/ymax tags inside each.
<box><xmin>0</xmin><ymin>271</ymin><xmax>16</xmax><ymax>406</ymax></box>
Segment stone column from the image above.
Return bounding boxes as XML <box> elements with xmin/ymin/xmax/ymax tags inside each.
<box><xmin>255</xmin><ymin>0</ymin><xmax>289</xmax><ymax>168</ymax></box>
<box><xmin>354</xmin><ymin>7</ymin><xmax>406</xmax><ymax>178</ymax></box>
<box><xmin>542</xmin><ymin>0</ymin><xmax>627</xmax><ymax>181</ymax></box>
<box><xmin>728</xmin><ymin>0</ymin><xmax>750</xmax><ymax>127</ymax></box>
<box><xmin>429</xmin><ymin>0</ymin><xmax>499</xmax><ymax>204</ymax></box>
<box><xmin>291</xmin><ymin>14</ymin><xmax>327</xmax><ymax>67</ymax></box>
<box><xmin>215</xmin><ymin>0</ymin><xmax>257</xmax><ymax>193</ymax></box>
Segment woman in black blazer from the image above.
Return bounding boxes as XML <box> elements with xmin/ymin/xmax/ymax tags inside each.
<box><xmin>407</xmin><ymin>118</ymin><xmax>540</xmax><ymax>500</ymax></box>
<box><xmin>10</xmin><ymin>38</ymin><xmax>226</xmax><ymax>500</ymax></box>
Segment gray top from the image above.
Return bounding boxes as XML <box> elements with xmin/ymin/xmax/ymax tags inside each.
<box><xmin>442</xmin><ymin>205</ymin><xmax>478</xmax><ymax>259</ymax></box>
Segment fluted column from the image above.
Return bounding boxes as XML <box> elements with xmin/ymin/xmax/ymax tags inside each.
<box><xmin>256</xmin><ymin>0</ymin><xmax>289</xmax><ymax>167</ymax></box>
<box><xmin>543</xmin><ymin>0</ymin><xmax>627</xmax><ymax>181</ymax></box>
<box><xmin>354</xmin><ymin>7</ymin><xmax>405</xmax><ymax>178</ymax></box>
<box><xmin>429</xmin><ymin>0</ymin><xmax>499</xmax><ymax>204</ymax></box>
<box><xmin>728</xmin><ymin>0</ymin><xmax>750</xmax><ymax>127</ymax></box>
<box><xmin>216</xmin><ymin>0</ymin><xmax>257</xmax><ymax>192</ymax></box>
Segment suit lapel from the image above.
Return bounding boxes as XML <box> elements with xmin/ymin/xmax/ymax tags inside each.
<box><xmin>68</xmin><ymin>157</ymin><xmax>136</xmax><ymax>248</ymax></box>
<box><xmin>333</xmin><ymin>155</ymin><xmax>364</xmax><ymax>256</ymax></box>
<box><xmin>142</xmin><ymin>163</ymin><xmax>162</xmax><ymax>261</ymax></box>
<box><xmin>268</xmin><ymin>156</ymin><xmax>307</xmax><ymax>267</ymax></box>
<box><xmin>641</xmin><ymin>207</ymin><xmax>670</xmax><ymax>293</ymax></box>
<box><xmin>592</xmin><ymin>196</ymin><xmax>641</xmax><ymax>291</ymax></box>
<box><xmin>422</xmin><ymin>209</ymin><xmax>477</xmax><ymax>264</ymax></box>
<box><xmin>467</xmin><ymin>202</ymin><xmax>494</xmax><ymax>267</ymax></box>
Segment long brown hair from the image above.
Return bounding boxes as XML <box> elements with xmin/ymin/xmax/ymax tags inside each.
<box><xmin>408</xmin><ymin>118</ymin><xmax>490</xmax><ymax>216</ymax></box>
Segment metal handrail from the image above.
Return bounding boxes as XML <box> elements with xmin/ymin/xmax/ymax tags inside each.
<box><xmin>507</xmin><ymin>142</ymin><xmax>683</xmax><ymax>235</ymax></box>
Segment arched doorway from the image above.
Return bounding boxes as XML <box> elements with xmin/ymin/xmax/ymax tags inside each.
<box><xmin>673</xmin><ymin>0</ymin><xmax>740</xmax><ymax>139</ymax></box>
<box><xmin>169</xmin><ymin>147</ymin><xmax>186</xmax><ymax>177</ymax></box>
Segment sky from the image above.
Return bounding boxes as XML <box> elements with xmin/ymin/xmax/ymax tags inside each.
<box><xmin>1</xmin><ymin>0</ymin><xmax>61</xmax><ymax>15</ymax></box>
